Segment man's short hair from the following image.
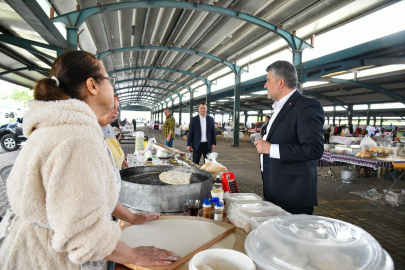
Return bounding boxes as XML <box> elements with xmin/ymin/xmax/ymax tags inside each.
<box><xmin>265</xmin><ymin>115</ymin><xmax>271</xmax><ymax>120</ymax></box>
<box><xmin>199</xmin><ymin>102</ymin><xmax>206</xmax><ymax>106</ymax></box>
<box><xmin>266</xmin><ymin>61</ymin><xmax>298</xmax><ymax>90</ymax></box>
<box><xmin>164</xmin><ymin>108</ymin><xmax>171</xmax><ymax>113</ymax></box>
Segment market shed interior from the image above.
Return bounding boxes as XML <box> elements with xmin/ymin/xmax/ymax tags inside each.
<box><xmin>0</xmin><ymin>0</ymin><xmax>405</xmax><ymax>269</ymax></box>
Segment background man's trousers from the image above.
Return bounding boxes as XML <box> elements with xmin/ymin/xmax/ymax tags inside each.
<box><xmin>192</xmin><ymin>142</ymin><xmax>210</xmax><ymax>165</ymax></box>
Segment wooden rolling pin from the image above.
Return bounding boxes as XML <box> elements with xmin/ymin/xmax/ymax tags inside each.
<box><xmin>166</xmin><ymin>225</ymin><xmax>237</xmax><ymax>270</ymax></box>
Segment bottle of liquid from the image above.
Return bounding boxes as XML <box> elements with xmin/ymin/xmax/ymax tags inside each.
<box><xmin>214</xmin><ymin>201</ymin><xmax>224</xmax><ymax>221</ymax></box>
<box><xmin>202</xmin><ymin>198</ymin><xmax>212</xmax><ymax>219</ymax></box>
<box><xmin>211</xmin><ymin>174</ymin><xmax>224</xmax><ymax>201</ymax></box>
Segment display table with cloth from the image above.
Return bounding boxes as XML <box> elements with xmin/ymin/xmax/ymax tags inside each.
<box><xmin>224</xmin><ymin>131</ymin><xmax>244</xmax><ymax>140</ymax></box>
<box><xmin>329</xmin><ymin>136</ymin><xmax>361</xmax><ymax>146</ymax></box>
<box><xmin>318</xmin><ymin>151</ymin><xmax>404</xmax><ymax>206</ymax></box>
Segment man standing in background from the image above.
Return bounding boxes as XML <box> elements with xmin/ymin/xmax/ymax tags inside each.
<box><xmin>163</xmin><ymin>108</ymin><xmax>175</xmax><ymax>148</ymax></box>
<box><xmin>132</xmin><ymin>118</ymin><xmax>137</xmax><ymax>131</ymax></box>
<box><xmin>187</xmin><ymin>102</ymin><xmax>216</xmax><ymax>164</ymax></box>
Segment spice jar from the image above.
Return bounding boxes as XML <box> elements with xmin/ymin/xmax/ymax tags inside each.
<box><xmin>214</xmin><ymin>201</ymin><xmax>224</xmax><ymax>222</ymax></box>
<box><xmin>211</xmin><ymin>197</ymin><xmax>219</xmax><ymax>219</ymax></box>
<box><xmin>202</xmin><ymin>198</ymin><xmax>212</xmax><ymax>219</ymax></box>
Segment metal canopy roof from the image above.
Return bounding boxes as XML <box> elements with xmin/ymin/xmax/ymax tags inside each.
<box><xmin>0</xmin><ymin>0</ymin><xmax>404</xmax><ymax>118</ymax></box>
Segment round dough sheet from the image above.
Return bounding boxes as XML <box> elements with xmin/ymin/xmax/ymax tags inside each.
<box><xmin>120</xmin><ymin>219</ymin><xmax>236</xmax><ymax>258</ymax></box>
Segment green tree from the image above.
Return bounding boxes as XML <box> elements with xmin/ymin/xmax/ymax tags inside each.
<box><xmin>9</xmin><ymin>88</ymin><xmax>33</xmax><ymax>104</ymax></box>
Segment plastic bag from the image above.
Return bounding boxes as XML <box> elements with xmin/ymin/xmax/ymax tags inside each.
<box><xmin>360</xmin><ymin>135</ymin><xmax>377</xmax><ymax>150</ymax></box>
<box><xmin>145</xmin><ymin>137</ymin><xmax>157</xmax><ymax>150</ymax></box>
<box><xmin>200</xmin><ymin>152</ymin><xmax>227</xmax><ymax>175</ymax></box>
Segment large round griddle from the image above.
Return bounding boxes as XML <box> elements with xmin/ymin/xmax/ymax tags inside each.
<box><xmin>120</xmin><ymin>166</ymin><xmax>213</xmax><ymax>213</ymax></box>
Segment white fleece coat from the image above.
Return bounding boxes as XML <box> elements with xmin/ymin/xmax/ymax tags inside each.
<box><xmin>0</xmin><ymin>99</ymin><xmax>121</xmax><ymax>270</ymax></box>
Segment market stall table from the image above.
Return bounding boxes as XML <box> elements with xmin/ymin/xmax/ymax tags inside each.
<box><xmin>329</xmin><ymin>136</ymin><xmax>362</xmax><ymax>146</ymax></box>
<box><xmin>318</xmin><ymin>150</ymin><xmax>404</xmax><ymax>207</ymax></box>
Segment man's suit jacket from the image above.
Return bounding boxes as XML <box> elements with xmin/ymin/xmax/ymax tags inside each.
<box><xmin>263</xmin><ymin>91</ymin><xmax>324</xmax><ymax>208</ymax></box>
<box><xmin>187</xmin><ymin>115</ymin><xmax>216</xmax><ymax>151</ymax></box>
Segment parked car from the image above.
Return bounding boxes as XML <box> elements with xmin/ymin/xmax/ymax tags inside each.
<box><xmin>0</xmin><ymin>118</ymin><xmax>26</xmax><ymax>151</ymax></box>
<box><xmin>4</xmin><ymin>108</ymin><xmax>23</xmax><ymax>119</ymax></box>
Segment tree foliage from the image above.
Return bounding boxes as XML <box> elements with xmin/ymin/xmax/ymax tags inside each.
<box><xmin>9</xmin><ymin>88</ymin><xmax>33</xmax><ymax>102</ymax></box>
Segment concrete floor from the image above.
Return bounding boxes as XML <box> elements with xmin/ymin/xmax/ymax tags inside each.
<box><xmin>1</xmin><ymin>125</ymin><xmax>404</xmax><ymax>269</ymax></box>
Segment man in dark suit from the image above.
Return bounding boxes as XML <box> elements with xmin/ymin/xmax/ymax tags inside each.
<box><xmin>132</xmin><ymin>118</ymin><xmax>136</xmax><ymax>131</ymax></box>
<box><xmin>254</xmin><ymin>61</ymin><xmax>324</xmax><ymax>215</ymax></box>
<box><xmin>260</xmin><ymin>115</ymin><xmax>271</xmax><ymax>137</ymax></box>
<box><xmin>187</xmin><ymin>102</ymin><xmax>216</xmax><ymax>164</ymax></box>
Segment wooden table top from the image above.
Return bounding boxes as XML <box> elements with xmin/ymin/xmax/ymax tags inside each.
<box><xmin>118</xmin><ymin>215</ymin><xmax>248</xmax><ymax>270</ymax></box>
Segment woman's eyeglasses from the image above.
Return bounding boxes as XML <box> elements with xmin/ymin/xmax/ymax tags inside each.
<box><xmin>95</xmin><ymin>76</ymin><xmax>117</xmax><ymax>87</ymax></box>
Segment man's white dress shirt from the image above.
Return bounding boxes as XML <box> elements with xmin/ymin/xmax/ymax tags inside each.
<box><xmin>261</xmin><ymin>90</ymin><xmax>297</xmax><ymax>172</ymax></box>
<box><xmin>199</xmin><ymin>114</ymin><xmax>207</xmax><ymax>142</ymax></box>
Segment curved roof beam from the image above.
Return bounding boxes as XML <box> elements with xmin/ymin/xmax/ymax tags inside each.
<box><xmin>114</xmin><ymin>86</ymin><xmax>183</xmax><ymax>98</ymax></box>
<box><xmin>121</xmin><ymin>101</ymin><xmax>158</xmax><ymax>109</ymax></box>
<box><xmin>121</xmin><ymin>104</ymin><xmax>153</xmax><ymax>111</ymax></box>
<box><xmin>116</xmin><ymin>78</ymin><xmax>195</xmax><ymax>93</ymax></box>
<box><xmin>97</xmin><ymin>46</ymin><xmax>246</xmax><ymax>74</ymax></box>
<box><xmin>51</xmin><ymin>1</ymin><xmax>312</xmax><ymax>51</ymax></box>
<box><xmin>120</xmin><ymin>97</ymin><xmax>164</xmax><ymax>105</ymax></box>
<box><xmin>117</xmin><ymin>91</ymin><xmax>173</xmax><ymax>101</ymax></box>
<box><xmin>0</xmin><ymin>67</ymin><xmax>51</xmax><ymax>77</ymax></box>
<box><xmin>108</xmin><ymin>66</ymin><xmax>215</xmax><ymax>86</ymax></box>
<box><xmin>313</xmin><ymin>78</ymin><xmax>405</xmax><ymax>104</ymax></box>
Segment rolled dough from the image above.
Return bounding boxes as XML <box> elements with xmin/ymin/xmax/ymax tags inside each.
<box><xmin>159</xmin><ymin>171</ymin><xmax>191</xmax><ymax>185</ymax></box>
<box><xmin>120</xmin><ymin>219</ymin><xmax>236</xmax><ymax>258</ymax></box>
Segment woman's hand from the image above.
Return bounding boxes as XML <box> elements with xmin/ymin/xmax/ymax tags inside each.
<box><xmin>131</xmin><ymin>211</ymin><xmax>160</xmax><ymax>225</ymax></box>
<box><xmin>133</xmin><ymin>246</ymin><xmax>180</xmax><ymax>266</ymax></box>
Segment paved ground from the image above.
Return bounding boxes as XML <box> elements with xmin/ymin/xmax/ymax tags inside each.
<box><xmin>1</xmin><ymin>125</ymin><xmax>404</xmax><ymax>269</ymax></box>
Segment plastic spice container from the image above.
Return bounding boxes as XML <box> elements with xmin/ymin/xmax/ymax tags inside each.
<box><xmin>214</xmin><ymin>201</ymin><xmax>224</xmax><ymax>221</ymax></box>
<box><xmin>202</xmin><ymin>198</ymin><xmax>212</xmax><ymax>219</ymax></box>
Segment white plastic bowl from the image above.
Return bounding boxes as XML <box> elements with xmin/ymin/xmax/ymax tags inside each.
<box><xmin>189</xmin><ymin>248</ymin><xmax>256</xmax><ymax>270</ymax></box>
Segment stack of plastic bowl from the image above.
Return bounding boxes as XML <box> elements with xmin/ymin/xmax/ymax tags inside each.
<box><xmin>244</xmin><ymin>215</ymin><xmax>394</xmax><ymax>270</ymax></box>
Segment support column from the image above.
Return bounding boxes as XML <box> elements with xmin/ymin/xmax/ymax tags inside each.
<box><xmin>179</xmin><ymin>96</ymin><xmax>182</xmax><ymax>125</ymax></box>
<box><xmin>293</xmin><ymin>51</ymin><xmax>303</xmax><ymax>84</ymax></box>
<box><xmin>232</xmin><ymin>74</ymin><xmax>242</xmax><ymax>147</ymax></box>
<box><xmin>332</xmin><ymin>106</ymin><xmax>336</xmax><ymax>126</ymax></box>
<box><xmin>221</xmin><ymin>114</ymin><xmax>224</xmax><ymax>125</ymax></box>
<box><xmin>161</xmin><ymin>105</ymin><xmax>164</xmax><ymax>124</ymax></box>
<box><xmin>373</xmin><ymin>116</ymin><xmax>376</xmax><ymax>126</ymax></box>
<box><xmin>206</xmin><ymin>85</ymin><xmax>212</xmax><ymax>115</ymax></box>
<box><xmin>244</xmin><ymin>111</ymin><xmax>248</xmax><ymax>127</ymax></box>
<box><xmin>260</xmin><ymin>110</ymin><xmax>264</xmax><ymax>122</ymax></box>
<box><xmin>348</xmin><ymin>104</ymin><xmax>353</xmax><ymax>126</ymax></box>
<box><xmin>381</xmin><ymin>116</ymin><xmax>383</xmax><ymax>128</ymax></box>
<box><xmin>366</xmin><ymin>104</ymin><xmax>370</xmax><ymax>126</ymax></box>
<box><xmin>66</xmin><ymin>27</ymin><xmax>78</xmax><ymax>51</ymax></box>
<box><xmin>189</xmin><ymin>92</ymin><xmax>194</xmax><ymax>123</ymax></box>
<box><xmin>171</xmin><ymin>102</ymin><xmax>174</xmax><ymax>119</ymax></box>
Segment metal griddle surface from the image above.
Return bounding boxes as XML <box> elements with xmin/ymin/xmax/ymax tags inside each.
<box><xmin>121</xmin><ymin>172</ymin><xmax>209</xmax><ymax>186</ymax></box>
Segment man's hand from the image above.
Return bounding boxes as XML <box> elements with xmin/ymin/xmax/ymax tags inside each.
<box><xmin>131</xmin><ymin>211</ymin><xmax>160</xmax><ymax>225</ymax></box>
<box><xmin>187</xmin><ymin>146</ymin><xmax>194</xmax><ymax>151</ymax></box>
<box><xmin>211</xmin><ymin>145</ymin><xmax>216</xmax><ymax>150</ymax></box>
<box><xmin>166</xmin><ymin>136</ymin><xmax>171</xmax><ymax>142</ymax></box>
<box><xmin>254</xmin><ymin>140</ymin><xmax>271</xmax><ymax>154</ymax></box>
